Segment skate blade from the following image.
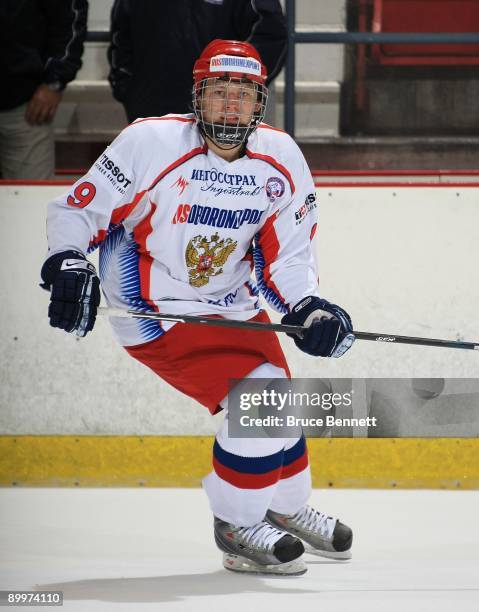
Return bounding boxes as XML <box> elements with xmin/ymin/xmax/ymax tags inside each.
<box><xmin>223</xmin><ymin>553</ymin><xmax>307</xmax><ymax>576</ymax></box>
<box><xmin>304</xmin><ymin>543</ymin><xmax>352</xmax><ymax>560</ymax></box>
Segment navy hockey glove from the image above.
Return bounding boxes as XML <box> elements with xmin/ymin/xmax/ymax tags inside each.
<box><xmin>282</xmin><ymin>296</ymin><xmax>355</xmax><ymax>358</ymax></box>
<box><xmin>40</xmin><ymin>250</ymin><xmax>100</xmax><ymax>337</ymax></box>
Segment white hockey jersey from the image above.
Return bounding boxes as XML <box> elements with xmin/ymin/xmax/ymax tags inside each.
<box><xmin>46</xmin><ymin>115</ymin><xmax>320</xmax><ymax>346</ymax></box>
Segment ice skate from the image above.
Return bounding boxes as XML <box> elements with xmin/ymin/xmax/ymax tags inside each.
<box><xmin>214</xmin><ymin>517</ymin><xmax>307</xmax><ymax>575</ymax></box>
<box><xmin>266</xmin><ymin>505</ymin><xmax>352</xmax><ymax>560</ymax></box>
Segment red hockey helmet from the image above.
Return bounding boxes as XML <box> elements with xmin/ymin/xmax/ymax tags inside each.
<box><xmin>192</xmin><ymin>39</ymin><xmax>268</xmax><ymax>149</ymax></box>
<box><xmin>193</xmin><ymin>39</ymin><xmax>267</xmax><ymax>86</ymax></box>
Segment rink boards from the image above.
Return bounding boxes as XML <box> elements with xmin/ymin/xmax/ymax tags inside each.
<box><xmin>1</xmin><ymin>436</ymin><xmax>478</xmax><ymax>489</ymax></box>
<box><xmin>0</xmin><ymin>182</ymin><xmax>478</xmax><ymax>487</ymax></box>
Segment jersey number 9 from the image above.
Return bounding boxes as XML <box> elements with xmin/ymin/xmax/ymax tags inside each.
<box><xmin>67</xmin><ymin>181</ymin><xmax>96</xmax><ymax>208</ymax></box>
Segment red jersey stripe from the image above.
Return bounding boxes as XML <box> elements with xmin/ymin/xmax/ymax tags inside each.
<box><xmin>148</xmin><ymin>145</ymin><xmax>207</xmax><ymax>191</ymax></box>
<box><xmin>89</xmin><ymin>229</ymin><xmax>107</xmax><ymax>249</ymax></box>
<box><xmin>88</xmin><ymin>190</ymin><xmax>147</xmax><ymax>250</ymax></box>
<box><xmin>129</xmin><ymin>116</ymin><xmax>196</xmax><ymax>127</ymax></box>
<box><xmin>245</xmin><ymin>149</ymin><xmax>295</xmax><ymax>195</ymax></box>
<box><xmin>257</xmin><ymin>212</ymin><xmax>286</xmax><ymax>304</ymax></box>
<box><xmin>133</xmin><ymin>200</ymin><xmax>158</xmax><ymax>312</ymax></box>
<box><xmin>111</xmin><ymin>189</ymin><xmax>147</xmax><ymax>225</ymax></box>
<box><xmin>258</xmin><ymin>123</ymin><xmax>288</xmax><ymax>135</ymax></box>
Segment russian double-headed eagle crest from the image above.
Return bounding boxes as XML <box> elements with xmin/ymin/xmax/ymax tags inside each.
<box><xmin>185</xmin><ymin>233</ymin><xmax>237</xmax><ymax>287</ymax></box>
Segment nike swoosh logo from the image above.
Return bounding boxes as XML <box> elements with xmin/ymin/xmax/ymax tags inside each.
<box><xmin>62</xmin><ymin>260</ymin><xmax>96</xmax><ymax>273</ymax></box>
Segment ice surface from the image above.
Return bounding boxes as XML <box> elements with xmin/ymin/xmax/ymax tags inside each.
<box><xmin>1</xmin><ymin>488</ymin><xmax>478</xmax><ymax>611</ymax></box>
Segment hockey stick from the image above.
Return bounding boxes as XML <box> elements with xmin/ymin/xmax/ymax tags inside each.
<box><xmin>97</xmin><ymin>307</ymin><xmax>479</xmax><ymax>351</ymax></box>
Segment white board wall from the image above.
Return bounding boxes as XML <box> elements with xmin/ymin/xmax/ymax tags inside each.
<box><xmin>0</xmin><ymin>184</ymin><xmax>477</xmax><ymax>434</ymax></box>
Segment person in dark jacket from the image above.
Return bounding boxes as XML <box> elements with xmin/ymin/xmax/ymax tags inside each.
<box><xmin>0</xmin><ymin>0</ymin><xmax>88</xmax><ymax>179</ymax></box>
<box><xmin>108</xmin><ymin>0</ymin><xmax>287</xmax><ymax>123</ymax></box>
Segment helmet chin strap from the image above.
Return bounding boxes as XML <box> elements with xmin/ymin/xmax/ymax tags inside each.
<box><xmin>197</xmin><ymin>124</ymin><xmax>243</xmax><ymax>153</ymax></box>
<box><xmin>210</xmin><ymin>123</ymin><xmax>251</xmax><ymax>147</ymax></box>
<box><xmin>197</xmin><ymin>115</ymin><xmax>255</xmax><ymax>149</ymax></box>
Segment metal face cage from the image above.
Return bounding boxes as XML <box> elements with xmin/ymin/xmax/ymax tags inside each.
<box><xmin>193</xmin><ymin>76</ymin><xmax>268</xmax><ymax>149</ymax></box>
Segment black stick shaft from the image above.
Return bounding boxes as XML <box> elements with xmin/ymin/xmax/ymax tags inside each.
<box><xmin>102</xmin><ymin>308</ymin><xmax>303</xmax><ymax>335</ymax></box>
<box><xmin>98</xmin><ymin>308</ymin><xmax>478</xmax><ymax>351</ymax></box>
<box><xmin>353</xmin><ymin>331</ymin><xmax>478</xmax><ymax>350</ymax></box>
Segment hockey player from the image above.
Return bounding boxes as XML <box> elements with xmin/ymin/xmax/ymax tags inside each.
<box><xmin>41</xmin><ymin>40</ymin><xmax>355</xmax><ymax>576</ymax></box>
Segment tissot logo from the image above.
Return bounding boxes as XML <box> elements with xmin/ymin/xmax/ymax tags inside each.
<box><xmin>96</xmin><ymin>154</ymin><xmax>132</xmax><ymax>187</ymax></box>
